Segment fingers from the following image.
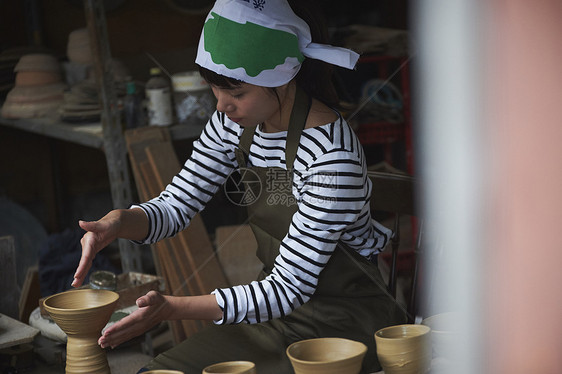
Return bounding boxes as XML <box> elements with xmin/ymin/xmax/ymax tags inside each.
<box><xmin>73</xmin><ymin>220</ymin><xmax>107</xmax><ymax>288</ymax></box>
<box><xmin>99</xmin><ymin>311</ymin><xmax>145</xmax><ymax>348</ymax></box>
<box><xmin>72</xmin><ymin>229</ymin><xmax>97</xmax><ymax>287</ymax></box>
<box><xmin>99</xmin><ymin>294</ymin><xmax>164</xmax><ymax>349</ymax></box>
<box><xmin>136</xmin><ymin>290</ymin><xmax>161</xmax><ymax>308</ymax></box>
<box><xmin>99</xmin><ymin>291</ymin><xmax>168</xmax><ymax>348</ymax></box>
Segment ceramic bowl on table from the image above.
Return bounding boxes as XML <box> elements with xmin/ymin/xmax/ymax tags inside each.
<box><xmin>374</xmin><ymin>324</ymin><xmax>432</xmax><ymax>374</ymax></box>
<box><xmin>202</xmin><ymin>361</ymin><xmax>256</xmax><ymax>373</ymax></box>
<box><xmin>286</xmin><ymin>337</ymin><xmax>367</xmax><ymax>374</ymax></box>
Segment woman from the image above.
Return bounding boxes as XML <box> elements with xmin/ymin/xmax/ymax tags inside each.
<box><xmin>72</xmin><ymin>0</ymin><xmax>406</xmax><ymax>372</ymax></box>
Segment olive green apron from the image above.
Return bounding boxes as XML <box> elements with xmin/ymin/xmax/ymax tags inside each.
<box><xmin>143</xmin><ymin>88</ymin><xmax>406</xmax><ymax>374</ymax></box>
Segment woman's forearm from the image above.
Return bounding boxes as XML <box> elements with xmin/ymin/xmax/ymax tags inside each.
<box><xmin>114</xmin><ymin>207</ymin><xmax>149</xmax><ymax>242</ymax></box>
<box><xmin>166</xmin><ymin>294</ymin><xmax>223</xmax><ymax>322</ymax></box>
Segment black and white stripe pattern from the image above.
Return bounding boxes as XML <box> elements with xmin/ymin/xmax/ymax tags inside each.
<box><xmin>132</xmin><ymin>111</ymin><xmax>391</xmax><ymax>325</ymax></box>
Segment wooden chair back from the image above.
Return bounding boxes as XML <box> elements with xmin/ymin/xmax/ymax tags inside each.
<box><xmin>368</xmin><ymin>171</ymin><xmax>422</xmax><ymax>322</ymax></box>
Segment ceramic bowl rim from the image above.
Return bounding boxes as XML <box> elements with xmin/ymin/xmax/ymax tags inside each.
<box><xmin>374</xmin><ymin>324</ymin><xmax>431</xmax><ymax>340</ymax></box>
<box><xmin>203</xmin><ymin>360</ymin><xmax>256</xmax><ymax>372</ymax></box>
<box><xmin>286</xmin><ymin>337</ymin><xmax>368</xmax><ymax>365</ymax></box>
<box><xmin>43</xmin><ymin>289</ymin><xmax>119</xmax><ymax>313</ymax></box>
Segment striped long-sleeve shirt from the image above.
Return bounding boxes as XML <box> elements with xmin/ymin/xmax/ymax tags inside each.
<box><xmin>132</xmin><ymin>110</ymin><xmax>391</xmax><ymax>325</ymax></box>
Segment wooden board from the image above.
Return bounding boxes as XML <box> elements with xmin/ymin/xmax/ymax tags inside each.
<box><xmin>0</xmin><ymin>313</ymin><xmax>40</xmax><ymax>350</ymax></box>
<box><xmin>0</xmin><ymin>236</ymin><xmax>20</xmax><ymax>320</ymax></box>
<box><xmin>145</xmin><ymin>141</ymin><xmax>229</xmax><ymax>293</ymax></box>
<box><xmin>18</xmin><ymin>265</ymin><xmax>40</xmax><ymax>323</ymax></box>
<box><xmin>125</xmin><ymin>127</ymin><xmax>228</xmax><ymax>343</ymax></box>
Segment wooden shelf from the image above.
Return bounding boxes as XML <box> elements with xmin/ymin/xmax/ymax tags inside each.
<box><xmin>0</xmin><ymin>114</ymin><xmax>205</xmax><ymax>150</ymax></box>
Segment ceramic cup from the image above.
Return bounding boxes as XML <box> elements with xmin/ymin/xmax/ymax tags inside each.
<box><xmin>202</xmin><ymin>361</ymin><xmax>256</xmax><ymax>374</ymax></box>
<box><xmin>286</xmin><ymin>337</ymin><xmax>367</xmax><ymax>374</ymax></box>
<box><xmin>374</xmin><ymin>324</ymin><xmax>432</xmax><ymax>374</ymax></box>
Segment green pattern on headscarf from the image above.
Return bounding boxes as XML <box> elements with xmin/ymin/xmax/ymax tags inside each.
<box><xmin>204</xmin><ymin>12</ymin><xmax>304</xmax><ymax>77</ymax></box>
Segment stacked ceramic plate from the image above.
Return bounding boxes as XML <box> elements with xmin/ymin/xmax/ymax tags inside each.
<box><xmin>59</xmin><ymin>80</ymin><xmax>102</xmax><ymax>123</ymax></box>
<box><xmin>1</xmin><ymin>53</ymin><xmax>66</xmax><ymax>119</ymax></box>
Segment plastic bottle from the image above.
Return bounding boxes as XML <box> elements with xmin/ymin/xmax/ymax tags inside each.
<box><xmin>145</xmin><ymin>67</ymin><xmax>174</xmax><ymax>126</ymax></box>
<box><xmin>123</xmin><ymin>81</ymin><xmax>146</xmax><ymax>129</ymax></box>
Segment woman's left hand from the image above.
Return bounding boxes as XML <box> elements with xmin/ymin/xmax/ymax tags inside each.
<box><xmin>98</xmin><ymin>290</ymin><xmax>171</xmax><ymax>349</ymax></box>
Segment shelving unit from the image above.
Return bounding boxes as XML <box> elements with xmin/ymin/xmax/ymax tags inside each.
<box><xmin>0</xmin><ymin>0</ymin><xmax>206</xmax><ymax>273</ymax></box>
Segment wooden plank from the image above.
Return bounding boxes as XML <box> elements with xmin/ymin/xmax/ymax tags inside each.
<box><xmin>125</xmin><ymin>127</ymin><xmax>223</xmax><ymax>342</ymax></box>
<box><xmin>0</xmin><ymin>236</ymin><xmax>20</xmax><ymax>320</ymax></box>
<box><xmin>124</xmin><ymin>127</ymin><xmax>170</xmax><ymax>277</ymax></box>
<box><xmin>139</xmin><ymin>161</ymin><xmax>205</xmax><ymax>343</ymax></box>
<box><xmin>145</xmin><ymin>142</ymin><xmax>229</xmax><ymax>292</ymax></box>
<box><xmin>0</xmin><ymin>313</ymin><xmax>40</xmax><ymax>350</ymax></box>
<box><xmin>18</xmin><ymin>265</ymin><xmax>40</xmax><ymax>323</ymax></box>
<box><xmin>140</xmin><ymin>160</ymin><xmax>205</xmax><ymax>297</ymax></box>
<box><xmin>124</xmin><ymin>126</ymin><xmax>170</xmax><ymax>202</ymax></box>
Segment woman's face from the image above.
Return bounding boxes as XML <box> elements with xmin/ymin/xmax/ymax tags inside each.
<box><xmin>210</xmin><ymin>82</ymin><xmax>289</xmax><ymax>128</ymax></box>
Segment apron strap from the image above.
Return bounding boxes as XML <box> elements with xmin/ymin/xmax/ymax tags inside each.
<box><xmin>235</xmin><ymin>124</ymin><xmax>257</xmax><ymax>169</ymax></box>
<box><xmin>285</xmin><ymin>86</ymin><xmax>311</xmax><ymax>171</ymax></box>
<box><xmin>234</xmin><ymin>86</ymin><xmax>311</xmax><ymax>170</ymax></box>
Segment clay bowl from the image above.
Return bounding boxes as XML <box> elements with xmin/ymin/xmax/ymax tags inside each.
<box><xmin>202</xmin><ymin>361</ymin><xmax>256</xmax><ymax>373</ymax></box>
<box><xmin>43</xmin><ymin>288</ymin><xmax>119</xmax><ymax>337</ymax></box>
<box><xmin>374</xmin><ymin>324</ymin><xmax>432</xmax><ymax>374</ymax></box>
<box><xmin>143</xmin><ymin>371</ymin><xmax>184</xmax><ymax>374</ymax></box>
<box><xmin>43</xmin><ymin>289</ymin><xmax>119</xmax><ymax>374</ymax></box>
<box><xmin>421</xmin><ymin>312</ymin><xmax>459</xmax><ymax>358</ymax></box>
<box><xmin>4</xmin><ymin>83</ymin><xmax>66</xmax><ymax>103</ymax></box>
<box><xmin>286</xmin><ymin>337</ymin><xmax>367</xmax><ymax>374</ymax></box>
<box><xmin>14</xmin><ymin>53</ymin><xmax>60</xmax><ymax>72</ymax></box>
<box><xmin>15</xmin><ymin>70</ymin><xmax>62</xmax><ymax>86</ymax></box>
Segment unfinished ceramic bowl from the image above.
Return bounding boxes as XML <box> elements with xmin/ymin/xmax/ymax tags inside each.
<box><xmin>14</xmin><ymin>53</ymin><xmax>60</xmax><ymax>72</ymax></box>
<box><xmin>202</xmin><ymin>361</ymin><xmax>256</xmax><ymax>374</ymax></box>
<box><xmin>421</xmin><ymin>312</ymin><xmax>459</xmax><ymax>359</ymax></box>
<box><xmin>4</xmin><ymin>83</ymin><xmax>66</xmax><ymax>103</ymax></box>
<box><xmin>43</xmin><ymin>289</ymin><xmax>119</xmax><ymax>374</ymax></box>
<box><xmin>286</xmin><ymin>337</ymin><xmax>367</xmax><ymax>374</ymax></box>
<box><xmin>374</xmin><ymin>324</ymin><xmax>432</xmax><ymax>374</ymax></box>
<box><xmin>143</xmin><ymin>371</ymin><xmax>184</xmax><ymax>374</ymax></box>
<box><xmin>15</xmin><ymin>70</ymin><xmax>62</xmax><ymax>86</ymax></box>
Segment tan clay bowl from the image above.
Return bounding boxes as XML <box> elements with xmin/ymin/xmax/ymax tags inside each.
<box><xmin>4</xmin><ymin>83</ymin><xmax>66</xmax><ymax>103</ymax></box>
<box><xmin>15</xmin><ymin>70</ymin><xmax>62</xmax><ymax>86</ymax></box>
<box><xmin>43</xmin><ymin>289</ymin><xmax>119</xmax><ymax>374</ymax></box>
<box><xmin>202</xmin><ymin>361</ymin><xmax>256</xmax><ymax>373</ymax></box>
<box><xmin>421</xmin><ymin>312</ymin><xmax>459</xmax><ymax>358</ymax></box>
<box><xmin>14</xmin><ymin>53</ymin><xmax>60</xmax><ymax>72</ymax></box>
<box><xmin>143</xmin><ymin>371</ymin><xmax>184</xmax><ymax>374</ymax></box>
<box><xmin>374</xmin><ymin>324</ymin><xmax>432</xmax><ymax>374</ymax></box>
<box><xmin>286</xmin><ymin>337</ymin><xmax>367</xmax><ymax>374</ymax></box>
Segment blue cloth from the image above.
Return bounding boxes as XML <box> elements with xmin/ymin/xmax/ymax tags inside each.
<box><xmin>39</xmin><ymin>227</ymin><xmax>119</xmax><ymax>297</ymax></box>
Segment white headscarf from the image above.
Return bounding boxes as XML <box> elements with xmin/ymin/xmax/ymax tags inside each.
<box><xmin>195</xmin><ymin>0</ymin><xmax>360</xmax><ymax>87</ymax></box>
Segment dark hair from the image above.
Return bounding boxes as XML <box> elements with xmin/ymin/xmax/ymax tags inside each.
<box><xmin>198</xmin><ymin>0</ymin><xmax>339</xmax><ymax>108</ymax></box>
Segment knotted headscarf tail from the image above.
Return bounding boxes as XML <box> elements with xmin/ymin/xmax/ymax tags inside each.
<box><xmin>195</xmin><ymin>0</ymin><xmax>360</xmax><ymax>87</ymax></box>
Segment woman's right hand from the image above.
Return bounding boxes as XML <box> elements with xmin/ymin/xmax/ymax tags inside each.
<box><xmin>72</xmin><ymin>210</ymin><xmax>122</xmax><ymax>288</ymax></box>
